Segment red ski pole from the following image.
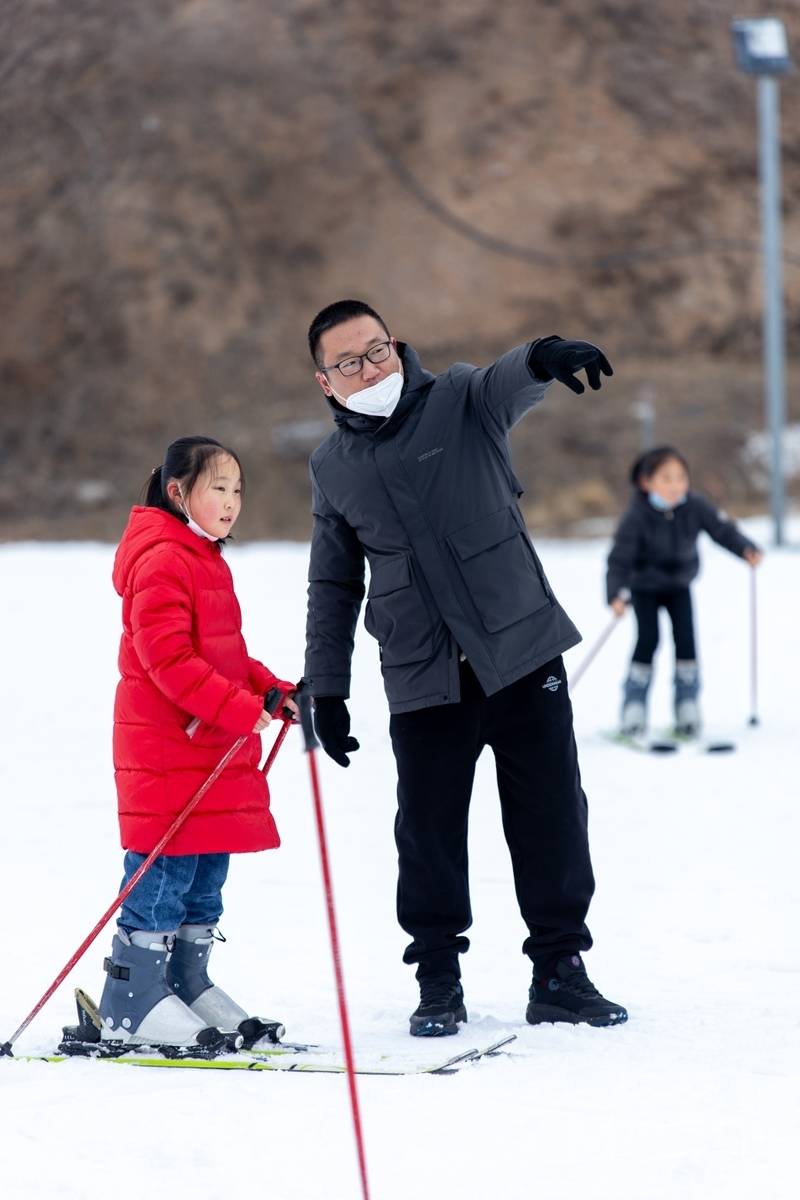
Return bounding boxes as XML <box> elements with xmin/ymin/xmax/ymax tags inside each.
<box><xmin>297</xmin><ymin>688</ymin><xmax>371</xmax><ymax>1200</ymax></box>
<box><xmin>261</xmin><ymin>713</ymin><xmax>293</xmax><ymax>776</ymax></box>
<box><xmin>1</xmin><ymin>689</ymin><xmax>290</xmax><ymax>1056</ymax></box>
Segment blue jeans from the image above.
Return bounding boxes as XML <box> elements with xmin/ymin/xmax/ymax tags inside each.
<box><xmin>118</xmin><ymin>852</ymin><xmax>230</xmax><ymax>933</ymax></box>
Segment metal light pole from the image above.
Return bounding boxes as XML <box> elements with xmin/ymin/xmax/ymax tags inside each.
<box><xmin>732</xmin><ymin>18</ymin><xmax>793</xmax><ymax>546</ymax></box>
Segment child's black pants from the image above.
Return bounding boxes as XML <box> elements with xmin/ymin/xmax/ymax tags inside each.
<box><xmin>389</xmin><ymin>656</ymin><xmax>595</xmax><ymax>976</ymax></box>
<box><xmin>631</xmin><ymin>586</ymin><xmax>696</xmax><ymax>664</ymax></box>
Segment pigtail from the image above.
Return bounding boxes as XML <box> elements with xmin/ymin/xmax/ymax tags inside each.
<box><xmin>143</xmin><ymin>465</ymin><xmax>165</xmax><ymax>507</ymax></box>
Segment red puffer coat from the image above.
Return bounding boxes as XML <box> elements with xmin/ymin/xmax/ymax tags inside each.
<box><xmin>112</xmin><ymin>506</ymin><xmax>287</xmax><ymax>855</ymax></box>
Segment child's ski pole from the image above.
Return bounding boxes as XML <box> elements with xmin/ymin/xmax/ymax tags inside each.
<box><xmin>570</xmin><ymin>607</ymin><xmax>627</xmax><ymax>690</ymax></box>
<box><xmin>748</xmin><ymin>567</ymin><xmax>759</xmax><ymax>726</ymax></box>
<box><xmin>261</xmin><ymin>707</ymin><xmax>295</xmax><ymax>776</ymax></box>
<box><xmin>0</xmin><ymin>688</ymin><xmax>290</xmax><ymax>1057</ymax></box>
<box><xmin>296</xmin><ymin>686</ymin><xmax>371</xmax><ymax>1200</ymax></box>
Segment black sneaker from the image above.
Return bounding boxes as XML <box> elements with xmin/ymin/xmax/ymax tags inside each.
<box><xmin>526</xmin><ymin>955</ymin><xmax>628</xmax><ymax>1028</ymax></box>
<box><xmin>409</xmin><ymin>974</ymin><xmax>467</xmax><ymax>1038</ymax></box>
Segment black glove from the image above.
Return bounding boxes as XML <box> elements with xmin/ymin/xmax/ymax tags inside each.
<box><xmin>312</xmin><ymin>697</ymin><xmax>360</xmax><ymax>768</ymax></box>
<box><xmin>529</xmin><ymin>336</ymin><xmax>613</xmax><ymax>394</ymax></box>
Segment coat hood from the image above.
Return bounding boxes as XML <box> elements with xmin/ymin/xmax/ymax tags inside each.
<box><xmin>113</xmin><ymin>505</ymin><xmax>218</xmax><ymax>595</ymax></box>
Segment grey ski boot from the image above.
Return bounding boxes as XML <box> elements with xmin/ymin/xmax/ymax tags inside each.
<box><xmin>99</xmin><ymin>930</ymin><xmax>227</xmax><ymax>1051</ymax></box>
<box><xmin>168</xmin><ymin>925</ymin><xmax>285</xmax><ymax>1048</ymax></box>
<box><xmin>674</xmin><ymin>660</ymin><xmax>701</xmax><ymax>737</ymax></box>
<box><xmin>620</xmin><ymin>662</ymin><xmax>652</xmax><ymax>736</ymax></box>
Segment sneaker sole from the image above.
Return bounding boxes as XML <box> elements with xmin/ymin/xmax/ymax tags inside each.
<box><xmin>526</xmin><ymin>1004</ymin><xmax>628</xmax><ymax>1028</ymax></box>
<box><xmin>409</xmin><ymin>1005</ymin><xmax>467</xmax><ymax>1038</ymax></box>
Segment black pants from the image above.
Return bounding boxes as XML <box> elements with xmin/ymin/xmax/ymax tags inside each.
<box><xmin>631</xmin><ymin>587</ymin><xmax>696</xmax><ymax>664</ymax></box>
<box><xmin>389</xmin><ymin>657</ymin><xmax>595</xmax><ymax>975</ymax></box>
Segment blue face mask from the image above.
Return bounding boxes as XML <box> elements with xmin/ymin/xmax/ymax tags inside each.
<box><xmin>648</xmin><ymin>491</ymin><xmax>686</xmax><ymax>512</ymax></box>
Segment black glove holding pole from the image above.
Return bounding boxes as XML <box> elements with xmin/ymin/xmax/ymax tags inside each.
<box><xmin>312</xmin><ymin>697</ymin><xmax>360</xmax><ymax>768</ymax></box>
<box><xmin>529</xmin><ymin>336</ymin><xmax>613</xmax><ymax>394</ymax></box>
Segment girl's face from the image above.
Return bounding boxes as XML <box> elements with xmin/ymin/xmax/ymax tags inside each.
<box><xmin>643</xmin><ymin>458</ymin><xmax>689</xmax><ymax>507</ymax></box>
<box><xmin>172</xmin><ymin>453</ymin><xmax>242</xmax><ymax>538</ymax></box>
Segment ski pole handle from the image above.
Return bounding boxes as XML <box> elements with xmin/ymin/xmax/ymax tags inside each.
<box><xmin>264</xmin><ymin>686</ymin><xmax>287</xmax><ymax>716</ymax></box>
<box><xmin>296</xmin><ymin>684</ymin><xmax>319</xmax><ymax>753</ymax></box>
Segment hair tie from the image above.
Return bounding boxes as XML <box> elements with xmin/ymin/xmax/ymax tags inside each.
<box><xmin>152</xmin><ymin>465</ymin><xmax>161</xmax><ymax>476</ymax></box>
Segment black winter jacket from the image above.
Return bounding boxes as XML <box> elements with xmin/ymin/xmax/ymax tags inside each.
<box><xmin>606</xmin><ymin>489</ymin><xmax>757</xmax><ymax>603</ymax></box>
<box><xmin>304</xmin><ymin>342</ymin><xmax>581</xmax><ymax>714</ymax></box>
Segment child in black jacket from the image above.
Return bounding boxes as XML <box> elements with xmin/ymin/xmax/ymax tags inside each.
<box><xmin>607</xmin><ymin>446</ymin><xmax>762</xmax><ymax>737</ymax></box>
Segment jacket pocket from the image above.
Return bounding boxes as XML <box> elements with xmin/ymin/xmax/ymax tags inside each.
<box><xmin>448</xmin><ymin>507</ymin><xmax>551</xmax><ymax>633</ymax></box>
<box><xmin>364</xmin><ymin>554</ymin><xmax>436</xmax><ymax>666</ymax></box>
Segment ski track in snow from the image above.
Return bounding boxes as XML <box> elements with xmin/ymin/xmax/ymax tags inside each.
<box><xmin>1</xmin><ymin>519</ymin><xmax>798</xmax><ymax>1200</ymax></box>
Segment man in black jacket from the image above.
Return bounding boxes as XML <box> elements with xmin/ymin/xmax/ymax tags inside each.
<box><xmin>304</xmin><ymin>298</ymin><xmax>627</xmax><ymax>1036</ymax></box>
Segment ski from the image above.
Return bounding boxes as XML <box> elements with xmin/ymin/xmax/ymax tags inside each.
<box><xmin>601</xmin><ymin>731</ymin><xmax>678</xmax><ymax>755</ymax></box>
<box><xmin>11</xmin><ymin>1034</ymin><xmax>517</xmax><ymax>1076</ymax></box>
<box><xmin>248</xmin><ymin>1033</ymin><xmax>516</xmax><ymax>1074</ymax></box>
<box><xmin>601</xmin><ymin>730</ymin><xmax>736</xmax><ymax>755</ymax></box>
<box><xmin>4</xmin><ymin>987</ymin><xmax>516</xmax><ymax>1075</ymax></box>
<box><xmin>664</xmin><ymin>730</ymin><xmax>737</xmax><ymax>754</ymax></box>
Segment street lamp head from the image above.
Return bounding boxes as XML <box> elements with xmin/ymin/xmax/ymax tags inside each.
<box><xmin>732</xmin><ymin>17</ymin><xmax>793</xmax><ymax>75</ymax></box>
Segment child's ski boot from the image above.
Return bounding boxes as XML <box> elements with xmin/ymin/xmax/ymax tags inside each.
<box><xmin>57</xmin><ymin>987</ymin><xmax>225</xmax><ymax>1059</ymax></box>
<box><xmin>168</xmin><ymin>924</ymin><xmax>285</xmax><ymax>1049</ymax></box>
<box><xmin>89</xmin><ymin>930</ymin><xmax>231</xmax><ymax>1056</ymax></box>
<box><xmin>620</xmin><ymin>662</ymin><xmax>652</xmax><ymax>736</ymax></box>
<box><xmin>674</xmin><ymin>660</ymin><xmax>701</xmax><ymax>738</ymax></box>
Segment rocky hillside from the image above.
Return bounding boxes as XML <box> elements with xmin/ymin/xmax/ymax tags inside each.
<box><xmin>2</xmin><ymin>0</ymin><xmax>799</xmax><ymax>540</ymax></box>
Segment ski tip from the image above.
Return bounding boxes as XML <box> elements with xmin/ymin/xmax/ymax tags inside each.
<box><xmin>484</xmin><ymin>1034</ymin><xmax>517</xmax><ymax>1053</ymax></box>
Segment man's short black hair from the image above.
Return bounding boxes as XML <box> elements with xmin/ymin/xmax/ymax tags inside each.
<box><xmin>308</xmin><ymin>299</ymin><xmax>390</xmax><ymax>367</ymax></box>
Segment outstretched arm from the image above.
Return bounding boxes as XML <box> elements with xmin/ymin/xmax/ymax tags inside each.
<box><xmin>469</xmin><ymin>337</ymin><xmax>613</xmax><ymax>434</ymax></box>
<box><xmin>467</xmin><ymin>342</ymin><xmax>550</xmax><ymax>433</ymax></box>
<box><xmin>695</xmin><ymin>495</ymin><xmax>762</xmax><ymax>563</ymax></box>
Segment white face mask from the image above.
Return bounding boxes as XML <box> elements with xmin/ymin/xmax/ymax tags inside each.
<box><xmin>176</xmin><ymin>489</ymin><xmax>220</xmax><ymax>541</ymax></box>
<box><xmin>331</xmin><ymin>369</ymin><xmax>404</xmax><ymax>418</ymax></box>
<box><xmin>185</xmin><ymin>514</ymin><xmax>220</xmax><ymax>542</ymax></box>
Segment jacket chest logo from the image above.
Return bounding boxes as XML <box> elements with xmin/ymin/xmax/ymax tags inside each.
<box><xmin>417</xmin><ymin>446</ymin><xmax>444</xmax><ymax>463</ymax></box>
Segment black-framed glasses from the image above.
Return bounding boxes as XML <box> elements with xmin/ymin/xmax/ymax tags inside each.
<box><xmin>320</xmin><ymin>340</ymin><xmax>393</xmax><ymax>378</ymax></box>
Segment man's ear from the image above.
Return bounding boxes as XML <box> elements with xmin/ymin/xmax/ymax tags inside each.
<box><xmin>315</xmin><ymin>370</ymin><xmax>333</xmax><ymax>397</ymax></box>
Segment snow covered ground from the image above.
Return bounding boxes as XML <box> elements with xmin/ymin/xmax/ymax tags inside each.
<box><xmin>1</xmin><ymin>519</ymin><xmax>798</xmax><ymax>1200</ymax></box>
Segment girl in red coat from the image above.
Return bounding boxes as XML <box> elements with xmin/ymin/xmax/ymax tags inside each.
<box><xmin>99</xmin><ymin>436</ymin><xmax>296</xmax><ymax>1051</ymax></box>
